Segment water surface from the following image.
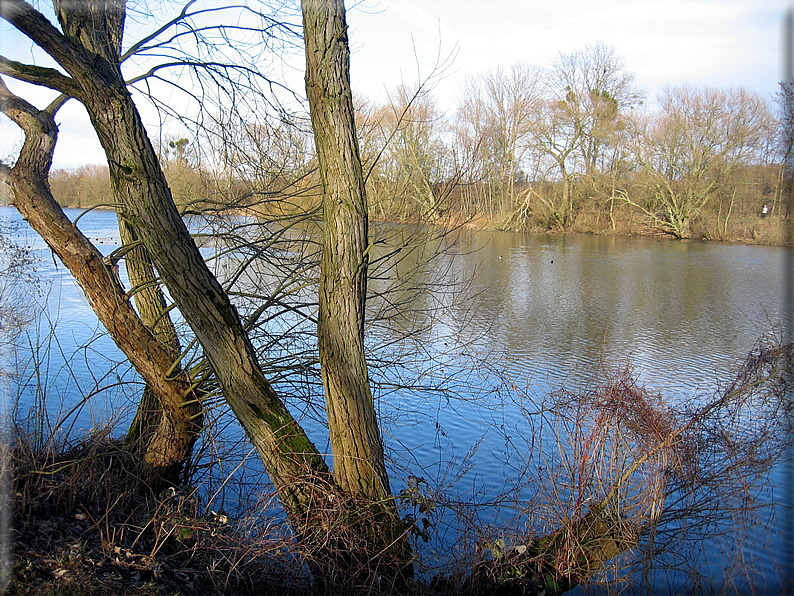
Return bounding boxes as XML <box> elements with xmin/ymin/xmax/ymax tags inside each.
<box><xmin>2</xmin><ymin>206</ymin><xmax>790</xmax><ymax>592</ymax></box>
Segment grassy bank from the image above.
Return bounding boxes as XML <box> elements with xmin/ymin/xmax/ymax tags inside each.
<box><xmin>9</xmin><ymin>159</ymin><xmax>788</xmax><ymax>248</ymax></box>
<box><xmin>488</xmin><ymin>205</ymin><xmax>792</xmax><ymax>246</ymax></box>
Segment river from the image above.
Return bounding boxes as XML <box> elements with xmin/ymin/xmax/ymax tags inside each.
<box><xmin>1</xmin><ymin>205</ymin><xmax>791</xmax><ymax>593</ymax></box>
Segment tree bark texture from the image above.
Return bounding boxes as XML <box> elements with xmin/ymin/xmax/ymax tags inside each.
<box><xmin>1</xmin><ymin>0</ymin><xmax>332</xmax><ymax>529</ymax></box>
<box><xmin>0</xmin><ymin>82</ymin><xmax>199</xmax><ymax>490</ymax></box>
<box><xmin>302</xmin><ymin>0</ymin><xmax>412</xmax><ymax>575</ymax></box>
<box><xmin>302</xmin><ymin>0</ymin><xmax>388</xmax><ymax>506</ymax></box>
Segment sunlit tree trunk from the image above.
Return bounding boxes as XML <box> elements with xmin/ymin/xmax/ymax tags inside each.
<box><xmin>0</xmin><ymin>82</ymin><xmax>199</xmax><ymax>490</ymax></box>
<box><xmin>302</xmin><ymin>0</ymin><xmax>413</xmax><ymax>577</ymax></box>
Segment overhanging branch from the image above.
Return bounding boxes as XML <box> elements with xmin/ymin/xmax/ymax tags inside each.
<box><xmin>0</xmin><ymin>56</ymin><xmax>79</xmax><ymax>96</ymax></box>
<box><xmin>120</xmin><ymin>2</ymin><xmax>298</xmax><ymax>62</ymax></box>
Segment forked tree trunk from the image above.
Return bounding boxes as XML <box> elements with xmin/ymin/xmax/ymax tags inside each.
<box><xmin>0</xmin><ymin>83</ymin><xmax>199</xmax><ymax>490</ymax></box>
<box><xmin>1</xmin><ymin>0</ymin><xmax>337</xmax><ymax>536</ymax></box>
<box><xmin>3</xmin><ymin>0</ymin><xmax>411</xmax><ymax>584</ymax></box>
<box><xmin>7</xmin><ymin>0</ymin><xmax>197</xmax><ymax>488</ymax></box>
<box><xmin>302</xmin><ymin>0</ymin><xmax>413</xmax><ymax>578</ymax></box>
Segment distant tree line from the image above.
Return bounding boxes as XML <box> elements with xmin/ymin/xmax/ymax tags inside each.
<box><xmin>358</xmin><ymin>43</ymin><xmax>782</xmax><ymax>242</ymax></box>
<box><xmin>42</xmin><ymin>42</ymin><xmax>785</xmax><ymax>245</ymax></box>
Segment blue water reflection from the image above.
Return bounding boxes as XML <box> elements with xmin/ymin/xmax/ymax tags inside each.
<box><xmin>2</xmin><ymin>206</ymin><xmax>791</xmax><ymax>592</ymax></box>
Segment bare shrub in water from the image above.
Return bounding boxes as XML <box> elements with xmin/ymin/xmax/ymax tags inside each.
<box><xmin>461</xmin><ymin>335</ymin><xmax>793</xmax><ymax>594</ymax></box>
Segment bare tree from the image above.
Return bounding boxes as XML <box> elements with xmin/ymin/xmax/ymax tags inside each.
<box><xmin>359</xmin><ymin>85</ymin><xmax>451</xmax><ymax>221</ymax></box>
<box><xmin>626</xmin><ymin>86</ymin><xmax>775</xmax><ymax>238</ymax></box>
<box><xmin>0</xmin><ymin>81</ymin><xmax>201</xmax><ymax>489</ymax></box>
<box><xmin>550</xmin><ymin>42</ymin><xmax>641</xmax><ymax>176</ymax></box>
<box><xmin>455</xmin><ymin>64</ymin><xmax>541</xmax><ymax>218</ymax></box>
<box><xmin>533</xmin><ymin>43</ymin><xmax>641</xmax><ymax>228</ymax></box>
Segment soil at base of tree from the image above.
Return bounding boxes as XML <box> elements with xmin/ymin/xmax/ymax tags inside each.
<box><xmin>7</xmin><ymin>437</ymin><xmax>312</xmax><ymax>596</ymax></box>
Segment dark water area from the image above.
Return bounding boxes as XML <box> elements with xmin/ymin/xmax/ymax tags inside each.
<box><xmin>1</xmin><ymin>206</ymin><xmax>791</xmax><ymax>593</ymax></box>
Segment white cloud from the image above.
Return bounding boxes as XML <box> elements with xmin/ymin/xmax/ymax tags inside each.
<box><xmin>1</xmin><ymin>0</ymin><xmax>787</xmax><ymax>169</ymax></box>
<box><xmin>347</xmin><ymin>0</ymin><xmax>786</xmax><ymax>110</ymax></box>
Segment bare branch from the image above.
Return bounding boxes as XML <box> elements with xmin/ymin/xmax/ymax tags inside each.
<box><xmin>121</xmin><ymin>3</ymin><xmax>297</xmax><ymax>62</ymax></box>
<box><xmin>0</xmin><ymin>56</ymin><xmax>78</xmax><ymax>95</ymax></box>
<box><xmin>120</xmin><ymin>0</ymin><xmax>199</xmax><ymax>62</ymax></box>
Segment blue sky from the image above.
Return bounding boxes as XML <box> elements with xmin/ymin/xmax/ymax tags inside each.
<box><xmin>0</xmin><ymin>0</ymin><xmax>789</xmax><ymax>169</ymax></box>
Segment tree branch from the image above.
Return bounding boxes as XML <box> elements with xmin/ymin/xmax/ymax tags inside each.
<box><xmin>0</xmin><ymin>76</ymin><xmax>69</xmax><ymax>180</ymax></box>
<box><xmin>0</xmin><ymin>0</ymin><xmax>112</xmax><ymax>93</ymax></box>
<box><xmin>120</xmin><ymin>0</ymin><xmax>198</xmax><ymax>61</ymax></box>
<box><xmin>0</xmin><ymin>56</ymin><xmax>79</xmax><ymax>96</ymax></box>
<box><xmin>120</xmin><ymin>1</ymin><xmax>294</xmax><ymax>63</ymax></box>
<box><xmin>1</xmin><ymin>0</ymin><xmax>79</xmax><ymax>69</ymax></box>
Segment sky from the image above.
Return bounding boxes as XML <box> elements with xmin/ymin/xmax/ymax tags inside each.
<box><xmin>0</xmin><ymin>0</ymin><xmax>789</xmax><ymax>170</ymax></box>
<box><xmin>345</xmin><ymin>0</ymin><xmax>785</xmax><ymax>108</ymax></box>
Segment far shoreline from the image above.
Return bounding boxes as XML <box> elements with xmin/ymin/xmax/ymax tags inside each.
<box><xmin>1</xmin><ymin>202</ymin><xmax>790</xmax><ymax>248</ymax></box>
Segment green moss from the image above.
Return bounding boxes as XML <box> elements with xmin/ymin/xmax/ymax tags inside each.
<box><xmin>245</xmin><ymin>400</ymin><xmax>325</xmax><ymax>464</ymax></box>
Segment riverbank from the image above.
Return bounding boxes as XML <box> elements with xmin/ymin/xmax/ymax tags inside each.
<box><xmin>7</xmin><ymin>433</ymin><xmax>319</xmax><ymax>596</ymax></box>
<box><xmin>5</xmin><ymin>432</ymin><xmax>523</xmax><ymax>596</ymax></box>
<box><xmin>220</xmin><ymin>198</ymin><xmax>793</xmax><ymax>247</ymax></box>
<box><xmin>413</xmin><ymin>207</ymin><xmax>792</xmax><ymax>247</ymax></box>
<box><xmin>5</xmin><ymin>186</ymin><xmax>789</xmax><ymax>247</ymax></box>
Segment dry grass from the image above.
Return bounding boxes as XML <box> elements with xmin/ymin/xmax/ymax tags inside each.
<box><xmin>5</xmin><ymin>429</ymin><xmax>312</xmax><ymax>596</ymax></box>
<box><xmin>5</xmin><ymin>429</ymin><xmax>449</xmax><ymax>595</ymax></box>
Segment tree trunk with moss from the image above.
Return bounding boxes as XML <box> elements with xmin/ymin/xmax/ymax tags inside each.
<box><xmin>302</xmin><ymin>0</ymin><xmax>413</xmax><ymax>579</ymax></box>
<box><xmin>1</xmin><ymin>0</ymin><xmax>338</xmax><ymax>528</ymax></box>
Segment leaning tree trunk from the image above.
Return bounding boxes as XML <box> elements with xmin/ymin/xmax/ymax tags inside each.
<box><xmin>120</xmin><ymin>216</ymin><xmax>185</xmax><ymax>452</ymax></box>
<box><xmin>1</xmin><ymin>0</ymin><xmax>340</xmax><ymax>538</ymax></box>
<box><xmin>0</xmin><ymin>82</ymin><xmax>200</xmax><ymax>491</ymax></box>
<box><xmin>14</xmin><ymin>0</ymin><xmax>197</xmax><ymax>485</ymax></box>
<box><xmin>302</xmin><ymin>0</ymin><xmax>413</xmax><ymax>580</ymax></box>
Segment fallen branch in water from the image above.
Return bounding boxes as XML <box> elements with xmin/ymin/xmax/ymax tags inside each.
<box><xmin>467</xmin><ymin>334</ymin><xmax>793</xmax><ymax>594</ymax></box>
